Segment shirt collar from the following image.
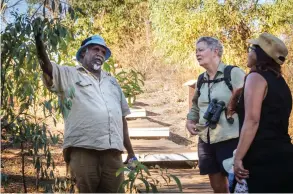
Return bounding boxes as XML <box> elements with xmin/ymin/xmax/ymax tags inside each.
<box><xmin>204</xmin><ymin>62</ymin><xmax>225</xmax><ymax>78</ymax></box>
<box><xmin>76</xmin><ymin>65</ymin><xmax>106</xmax><ymax>80</ymax></box>
<box><xmin>217</xmin><ymin>62</ymin><xmax>225</xmax><ymax>73</ymax></box>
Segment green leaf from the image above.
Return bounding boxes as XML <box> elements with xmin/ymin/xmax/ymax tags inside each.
<box><xmin>118</xmin><ymin>180</ymin><xmax>130</xmax><ymax>193</ymax></box>
<box><xmin>161</xmin><ymin>174</ymin><xmax>169</xmax><ymax>185</ymax></box>
<box><xmin>35</xmin><ymin>157</ymin><xmax>41</xmax><ymax>171</ymax></box>
<box><xmin>1</xmin><ymin>173</ymin><xmax>8</xmax><ymax>182</ymax></box>
<box><xmin>116</xmin><ymin>167</ymin><xmax>130</xmax><ymax>177</ymax></box>
<box><xmin>138</xmin><ymin>178</ymin><xmax>150</xmax><ymax>193</ymax></box>
<box><xmin>53</xmin><ymin>117</ymin><xmax>57</xmax><ymax>127</ymax></box>
<box><xmin>149</xmin><ymin>183</ymin><xmax>158</xmax><ymax>193</ymax></box>
<box><xmin>128</xmin><ymin>170</ymin><xmax>135</xmax><ymax>180</ymax></box>
<box><xmin>47</xmin><ymin>151</ymin><xmax>51</xmax><ymax>168</ymax></box>
<box><xmin>45</xmin><ymin>169</ymin><xmax>49</xmax><ymax>179</ymax></box>
<box><xmin>50</xmin><ymin>170</ymin><xmax>54</xmax><ymax>178</ymax></box>
<box><xmin>19</xmin><ymin>102</ymin><xmax>29</xmax><ymax>113</ymax></box>
<box><xmin>68</xmin><ymin>6</ymin><xmax>72</xmax><ymax>14</ymax></box>
<box><xmin>52</xmin><ymin>160</ymin><xmax>55</xmax><ymax>169</ymax></box>
<box><xmin>59</xmin><ymin>3</ymin><xmax>62</xmax><ymax>13</ymax></box>
<box><xmin>129</xmin><ymin>179</ymin><xmax>135</xmax><ymax>193</ymax></box>
<box><xmin>64</xmin><ymin>179</ymin><xmax>67</xmax><ymax>189</ymax></box>
<box><xmin>51</xmin><ymin>0</ymin><xmax>55</xmax><ymax>12</ymax></box>
<box><xmin>65</xmin><ymin>100</ymin><xmax>72</xmax><ymax>110</ymax></box>
<box><xmin>70</xmin><ymin>9</ymin><xmax>75</xmax><ymax>20</ymax></box>
<box><xmin>68</xmin><ymin>86</ymin><xmax>75</xmax><ymax>98</ymax></box>
<box><xmin>43</xmin><ymin>4</ymin><xmax>46</xmax><ymax>17</ymax></box>
<box><xmin>41</xmin><ymin>167</ymin><xmax>44</xmax><ymax>179</ymax></box>
<box><xmin>170</xmin><ymin>174</ymin><xmax>182</xmax><ymax>192</ymax></box>
<box><xmin>62</xmin><ymin>106</ymin><xmax>69</xmax><ymax>118</ymax></box>
<box><xmin>15</xmin><ymin>22</ymin><xmax>21</xmax><ymax>32</ymax></box>
<box><xmin>103</xmin><ymin>62</ymin><xmax>110</xmax><ymax>72</ymax></box>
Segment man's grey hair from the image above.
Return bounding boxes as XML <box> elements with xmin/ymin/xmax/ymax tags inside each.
<box><xmin>196</xmin><ymin>37</ymin><xmax>223</xmax><ymax>57</ymax></box>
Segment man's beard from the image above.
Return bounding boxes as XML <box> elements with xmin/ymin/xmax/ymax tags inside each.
<box><xmin>93</xmin><ymin>64</ymin><xmax>101</xmax><ymax>71</ymax></box>
<box><xmin>91</xmin><ymin>57</ymin><xmax>104</xmax><ymax>71</ymax></box>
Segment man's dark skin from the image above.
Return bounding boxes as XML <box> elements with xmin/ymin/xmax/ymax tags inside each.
<box><xmin>34</xmin><ymin>34</ymin><xmax>135</xmax><ymax>162</ymax></box>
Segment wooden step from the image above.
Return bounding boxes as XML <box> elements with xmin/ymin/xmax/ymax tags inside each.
<box><xmin>127</xmin><ymin>117</ymin><xmax>170</xmax><ymax>138</ymax></box>
<box><xmin>123</xmin><ymin>139</ymin><xmax>198</xmax><ymax>162</ymax></box>
<box><xmin>126</xmin><ymin>108</ymin><xmax>146</xmax><ymax>118</ymax></box>
<box><xmin>128</xmin><ymin>127</ymin><xmax>169</xmax><ymax>137</ymax></box>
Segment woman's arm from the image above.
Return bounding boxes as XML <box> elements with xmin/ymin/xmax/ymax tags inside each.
<box><xmin>186</xmin><ymin>90</ymin><xmax>200</xmax><ymax>135</ymax></box>
<box><xmin>234</xmin><ymin>72</ymin><xmax>267</xmax><ymax>180</ymax></box>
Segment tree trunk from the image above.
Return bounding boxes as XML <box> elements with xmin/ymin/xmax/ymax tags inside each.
<box><xmin>20</xmin><ymin>142</ymin><xmax>27</xmax><ymax>193</ymax></box>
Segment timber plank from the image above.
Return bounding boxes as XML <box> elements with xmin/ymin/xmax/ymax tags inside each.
<box><xmin>126</xmin><ymin>108</ymin><xmax>147</xmax><ymax>118</ymax></box>
<box><xmin>122</xmin><ymin>139</ymin><xmax>198</xmax><ymax>162</ymax></box>
<box><xmin>135</xmin><ymin>168</ymin><xmax>212</xmax><ymax>193</ymax></box>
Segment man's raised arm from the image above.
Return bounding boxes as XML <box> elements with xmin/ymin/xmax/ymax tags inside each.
<box><xmin>35</xmin><ymin>33</ymin><xmax>53</xmax><ymax>85</ymax></box>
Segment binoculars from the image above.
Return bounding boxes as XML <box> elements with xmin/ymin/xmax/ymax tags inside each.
<box><xmin>203</xmin><ymin>99</ymin><xmax>226</xmax><ymax>129</ymax></box>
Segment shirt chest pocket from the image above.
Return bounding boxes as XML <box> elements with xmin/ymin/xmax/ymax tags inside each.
<box><xmin>75</xmin><ymin>80</ymin><xmax>98</xmax><ymax>98</ymax></box>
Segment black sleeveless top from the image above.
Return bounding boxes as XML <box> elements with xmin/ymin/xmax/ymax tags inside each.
<box><xmin>237</xmin><ymin>70</ymin><xmax>293</xmax><ymax>170</ymax></box>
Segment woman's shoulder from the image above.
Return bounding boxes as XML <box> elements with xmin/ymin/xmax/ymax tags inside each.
<box><xmin>250</xmin><ymin>70</ymin><xmax>282</xmax><ymax>83</ymax></box>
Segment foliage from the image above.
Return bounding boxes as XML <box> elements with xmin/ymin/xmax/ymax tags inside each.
<box><xmin>0</xmin><ymin>1</ymin><xmax>76</xmax><ymax>191</ymax></box>
<box><xmin>103</xmin><ymin>59</ymin><xmax>145</xmax><ymax>106</ymax></box>
<box><xmin>70</xmin><ymin>0</ymin><xmax>149</xmax><ymax>47</ymax></box>
<box><xmin>149</xmin><ymin>0</ymin><xmax>293</xmax><ymax>70</ymax></box>
<box><xmin>43</xmin><ymin>176</ymin><xmax>75</xmax><ymax>193</ymax></box>
<box><xmin>116</xmin><ymin>161</ymin><xmax>182</xmax><ymax>193</ymax></box>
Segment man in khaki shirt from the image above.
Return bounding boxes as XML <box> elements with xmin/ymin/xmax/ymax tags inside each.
<box><xmin>35</xmin><ymin>34</ymin><xmax>135</xmax><ymax>193</ymax></box>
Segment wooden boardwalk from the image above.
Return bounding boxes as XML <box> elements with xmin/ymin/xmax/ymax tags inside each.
<box><xmin>149</xmin><ymin>169</ymin><xmax>212</xmax><ymax>193</ymax></box>
<box><xmin>122</xmin><ymin>139</ymin><xmax>198</xmax><ymax>162</ymax></box>
<box><xmin>125</xmin><ymin>112</ymin><xmax>212</xmax><ymax>192</ymax></box>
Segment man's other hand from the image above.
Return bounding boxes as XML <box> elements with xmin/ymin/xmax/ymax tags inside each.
<box><xmin>123</xmin><ymin>152</ymin><xmax>136</xmax><ymax>164</ymax></box>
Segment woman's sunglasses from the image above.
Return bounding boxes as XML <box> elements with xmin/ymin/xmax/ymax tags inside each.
<box><xmin>247</xmin><ymin>46</ymin><xmax>256</xmax><ymax>53</ymax></box>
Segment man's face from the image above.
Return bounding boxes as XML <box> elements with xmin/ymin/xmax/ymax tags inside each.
<box><xmin>81</xmin><ymin>44</ymin><xmax>106</xmax><ymax>73</ymax></box>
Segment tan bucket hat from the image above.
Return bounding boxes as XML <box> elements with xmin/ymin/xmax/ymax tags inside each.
<box><xmin>247</xmin><ymin>32</ymin><xmax>288</xmax><ymax>65</ymax></box>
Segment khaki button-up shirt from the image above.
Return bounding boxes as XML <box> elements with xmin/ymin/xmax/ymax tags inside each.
<box><xmin>187</xmin><ymin>63</ymin><xmax>245</xmax><ymax>144</ymax></box>
<box><xmin>43</xmin><ymin>62</ymin><xmax>130</xmax><ymax>151</ymax></box>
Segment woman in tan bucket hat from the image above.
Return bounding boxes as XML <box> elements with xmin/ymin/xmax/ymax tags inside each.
<box><xmin>229</xmin><ymin>32</ymin><xmax>293</xmax><ymax>192</ymax></box>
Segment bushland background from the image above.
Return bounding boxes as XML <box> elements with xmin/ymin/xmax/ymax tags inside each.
<box><xmin>1</xmin><ymin>0</ymin><xmax>293</xmax><ymax>192</ymax></box>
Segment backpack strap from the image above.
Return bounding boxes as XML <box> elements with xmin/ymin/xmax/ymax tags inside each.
<box><xmin>196</xmin><ymin>73</ymin><xmax>205</xmax><ymax>97</ymax></box>
<box><xmin>197</xmin><ymin>65</ymin><xmax>238</xmax><ymax>96</ymax></box>
<box><xmin>223</xmin><ymin>65</ymin><xmax>237</xmax><ymax>92</ymax></box>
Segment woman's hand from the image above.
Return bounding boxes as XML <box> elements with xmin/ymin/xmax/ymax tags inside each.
<box><xmin>186</xmin><ymin>120</ymin><xmax>198</xmax><ymax>135</ymax></box>
<box><xmin>234</xmin><ymin>159</ymin><xmax>249</xmax><ymax>183</ymax></box>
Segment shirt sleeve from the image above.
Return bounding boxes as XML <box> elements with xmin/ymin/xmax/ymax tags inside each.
<box><xmin>187</xmin><ymin>88</ymin><xmax>200</xmax><ymax>122</ymax></box>
<box><xmin>120</xmin><ymin>90</ymin><xmax>131</xmax><ymax>116</ymax></box>
<box><xmin>42</xmin><ymin>62</ymin><xmax>74</xmax><ymax>94</ymax></box>
<box><xmin>111</xmin><ymin>77</ymin><xmax>131</xmax><ymax>116</ymax></box>
<box><xmin>231</xmin><ymin>67</ymin><xmax>246</xmax><ymax>89</ymax></box>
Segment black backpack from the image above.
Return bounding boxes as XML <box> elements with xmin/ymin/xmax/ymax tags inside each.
<box><xmin>197</xmin><ymin>65</ymin><xmax>237</xmax><ymax>97</ymax></box>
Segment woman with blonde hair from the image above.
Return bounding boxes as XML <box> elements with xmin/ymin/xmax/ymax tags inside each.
<box><xmin>186</xmin><ymin>36</ymin><xmax>245</xmax><ymax>192</ymax></box>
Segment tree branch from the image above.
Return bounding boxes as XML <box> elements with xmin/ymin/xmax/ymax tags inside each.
<box><xmin>30</xmin><ymin>1</ymin><xmax>45</xmax><ymax>21</ymax></box>
<box><xmin>6</xmin><ymin>0</ymin><xmax>23</xmax><ymax>8</ymax></box>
